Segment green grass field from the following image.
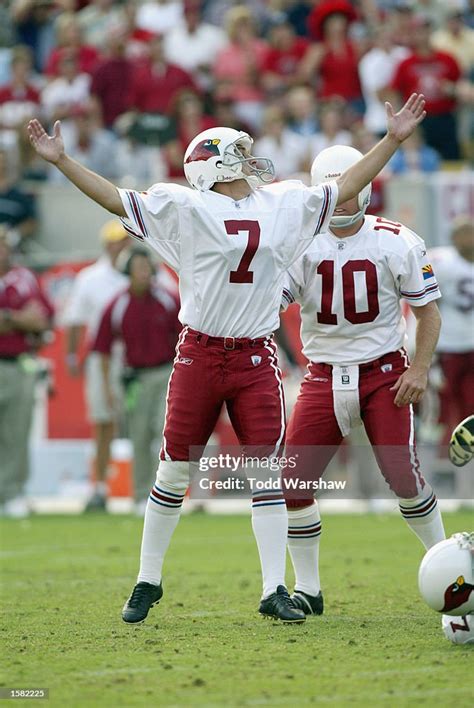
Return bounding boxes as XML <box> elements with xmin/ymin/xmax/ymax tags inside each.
<box><xmin>1</xmin><ymin>511</ymin><xmax>473</xmax><ymax>707</ymax></box>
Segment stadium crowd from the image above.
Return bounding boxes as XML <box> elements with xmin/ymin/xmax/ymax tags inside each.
<box><xmin>0</xmin><ymin>0</ymin><xmax>472</xmax><ymax>226</ymax></box>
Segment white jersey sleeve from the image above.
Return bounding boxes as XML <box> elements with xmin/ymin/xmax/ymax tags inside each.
<box><xmin>391</xmin><ymin>230</ymin><xmax>441</xmax><ymax>307</ymax></box>
<box><xmin>118</xmin><ymin>183</ymin><xmax>185</xmax><ymax>271</ymax></box>
<box><xmin>288</xmin><ymin>181</ymin><xmax>338</xmax><ymax>267</ymax></box>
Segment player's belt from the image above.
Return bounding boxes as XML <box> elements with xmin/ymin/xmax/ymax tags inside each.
<box><xmin>317</xmin><ymin>351</ymin><xmax>403</xmax><ymax>374</ymax></box>
<box><xmin>188</xmin><ymin>328</ymin><xmax>270</xmax><ymax>350</ymax></box>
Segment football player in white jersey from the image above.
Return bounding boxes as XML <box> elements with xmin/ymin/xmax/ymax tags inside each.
<box><xmin>281</xmin><ymin>145</ymin><xmax>446</xmax><ymax>616</ymax></box>
<box><xmin>27</xmin><ymin>93</ymin><xmax>426</xmax><ymax>625</ymax></box>
<box><xmin>429</xmin><ymin>217</ymin><xmax>474</xmax><ymax>445</ymax></box>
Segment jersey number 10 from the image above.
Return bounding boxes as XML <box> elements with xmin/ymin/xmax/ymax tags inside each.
<box><xmin>317</xmin><ymin>259</ymin><xmax>380</xmax><ymax>325</ymax></box>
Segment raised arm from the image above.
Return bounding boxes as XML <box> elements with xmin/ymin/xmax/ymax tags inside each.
<box><xmin>27</xmin><ymin>119</ymin><xmax>126</xmax><ymax>217</ymax></box>
<box><xmin>335</xmin><ymin>93</ymin><xmax>426</xmax><ymax>205</ymax></box>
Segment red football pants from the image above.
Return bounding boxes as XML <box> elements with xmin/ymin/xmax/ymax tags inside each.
<box><xmin>284</xmin><ymin>351</ymin><xmax>426</xmax><ymax>506</ymax></box>
<box><xmin>160</xmin><ymin>327</ymin><xmax>286</xmax><ymax>461</ymax></box>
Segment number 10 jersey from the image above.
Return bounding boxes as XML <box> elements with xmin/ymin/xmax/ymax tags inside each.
<box><xmin>118</xmin><ymin>180</ymin><xmax>338</xmax><ymax>339</ymax></box>
<box><xmin>282</xmin><ymin>215</ymin><xmax>441</xmax><ymax>365</ymax></box>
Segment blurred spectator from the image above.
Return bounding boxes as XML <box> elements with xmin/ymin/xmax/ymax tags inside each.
<box><xmin>47</xmin><ymin>105</ymin><xmax>118</xmax><ymax>183</ymax></box>
<box><xmin>390</xmin><ymin>15</ymin><xmax>461</xmax><ymax>160</ymax></box>
<box><xmin>285</xmin><ymin>85</ymin><xmax>319</xmax><ymax>137</ymax></box>
<box><xmin>261</xmin><ymin>17</ymin><xmax>310</xmax><ymax>97</ymax></box>
<box><xmin>93</xmin><ymin>247</ymin><xmax>180</xmax><ymax>514</ymax></box>
<box><xmin>41</xmin><ymin>51</ymin><xmax>91</xmax><ymax>129</ymax></box>
<box><xmin>303</xmin><ymin>0</ymin><xmax>364</xmax><ymax>115</ymax></box>
<box><xmin>0</xmin><ymin>148</ymin><xmax>37</xmax><ymax>252</ymax></box>
<box><xmin>253</xmin><ymin>104</ymin><xmax>309</xmax><ymax>179</ymax></box>
<box><xmin>387</xmin><ymin>0</ymin><xmax>415</xmax><ymax>48</ymax></box>
<box><xmin>430</xmin><ymin>216</ymin><xmax>474</xmax><ymax>445</ymax></box>
<box><xmin>211</xmin><ymin>97</ymin><xmax>253</xmax><ymax>135</ymax></box>
<box><xmin>164</xmin><ymin>0</ymin><xmax>227</xmax><ymax>91</ymax></box>
<box><xmin>0</xmin><ymin>228</ymin><xmax>54</xmax><ymax>518</ymax></box>
<box><xmin>115</xmin><ymin>132</ymin><xmax>168</xmax><ymax>185</ymax></box>
<box><xmin>63</xmin><ymin>221</ymin><xmax>130</xmax><ymax>513</ymax></box>
<box><xmin>90</xmin><ymin>24</ymin><xmax>134</xmax><ymax>130</ymax></box>
<box><xmin>128</xmin><ymin>34</ymin><xmax>197</xmax><ymax>116</ymax></box>
<box><xmin>0</xmin><ymin>1</ymin><xmax>16</xmax><ymax>86</ymax></box>
<box><xmin>166</xmin><ymin>89</ymin><xmax>216</xmax><ymax>178</ymax></box>
<box><xmin>432</xmin><ymin>6</ymin><xmax>474</xmax><ymax>75</ymax></box>
<box><xmin>44</xmin><ymin>11</ymin><xmax>100</xmax><ymax>78</ymax></box>
<box><xmin>12</xmin><ymin>0</ymin><xmax>59</xmax><ymax>72</ymax></box>
<box><xmin>0</xmin><ymin>45</ymin><xmax>42</xmax><ymax>160</ymax></box>
<box><xmin>358</xmin><ymin>26</ymin><xmax>409</xmax><ymax>137</ymax></box>
<box><xmin>387</xmin><ymin>128</ymin><xmax>440</xmax><ymax>174</ymax></box>
<box><xmin>135</xmin><ymin>0</ymin><xmax>183</xmax><ymax>35</ymax></box>
<box><xmin>213</xmin><ymin>5</ymin><xmax>270</xmax><ymax>129</ymax></box>
<box><xmin>122</xmin><ymin>0</ymin><xmax>157</xmax><ymax>61</ymax></box>
<box><xmin>310</xmin><ymin>101</ymin><xmax>351</xmax><ymax>156</ymax></box>
<box><xmin>285</xmin><ymin>0</ymin><xmax>313</xmax><ymax>37</ymax></box>
<box><xmin>77</xmin><ymin>0</ymin><xmax>125</xmax><ymax>49</ymax></box>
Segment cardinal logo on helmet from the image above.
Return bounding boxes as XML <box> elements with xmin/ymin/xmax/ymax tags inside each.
<box><xmin>185</xmin><ymin>139</ymin><xmax>221</xmax><ymax>164</ymax></box>
<box><xmin>442</xmin><ymin>575</ymin><xmax>474</xmax><ymax>612</ymax></box>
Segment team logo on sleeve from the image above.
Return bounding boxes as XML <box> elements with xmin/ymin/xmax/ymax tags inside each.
<box><xmin>185</xmin><ymin>139</ymin><xmax>221</xmax><ymax>164</ymax></box>
<box><xmin>422</xmin><ymin>264</ymin><xmax>435</xmax><ymax>280</ymax></box>
<box><xmin>441</xmin><ymin>575</ymin><xmax>474</xmax><ymax>612</ymax></box>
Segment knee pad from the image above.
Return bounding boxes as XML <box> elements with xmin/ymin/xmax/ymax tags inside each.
<box><xmin>155</xmin><ymin>460</ymin><xmax>189</xmax><ymax>495</ymax></box>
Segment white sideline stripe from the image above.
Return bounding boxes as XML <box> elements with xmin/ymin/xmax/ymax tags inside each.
<box><xmin>161</xmin><ymin>325</ymin><xmax>188</xmax><ymax>461</ymax></box>
<box><xmin>264</xmin><ymin>338</ymin><xmax>285</xmax><ymax>457</ymax></box>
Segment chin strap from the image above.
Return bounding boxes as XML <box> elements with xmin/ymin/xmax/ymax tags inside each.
<box><xmin>330</xmin><ymin>210</ymin><xmax>365</xmax><ymax>228</ymax></box>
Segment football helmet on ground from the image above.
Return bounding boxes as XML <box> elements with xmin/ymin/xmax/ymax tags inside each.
<box><xmin>418</xmin><ymin>532</ymin><xmax>474</xmax><ymax>616</ymax></box>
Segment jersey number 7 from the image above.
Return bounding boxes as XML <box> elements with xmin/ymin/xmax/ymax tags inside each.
<box><xmin>225</xmin><ymin>220</ymin><xmax>260</xmax><ymax>284</ymax></box>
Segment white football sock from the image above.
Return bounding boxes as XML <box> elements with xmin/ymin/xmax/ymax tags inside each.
<box><xmin>287</xmin><ymin>501</ymin><xmax>322</xmax><ymax>597</ymax></box>
<box><xmin>251</xmin><ymin>488</ymin><xmax>288</xmax><ymax>598</ymax></box>
<box><xmin>137</xmin><ymin>461</ymin><xmax>188</xmax><ymax>586</ymax></box>
<box><xmin>398</xmin><ymin>484</ymin><xmax>445</xmax><ymax>550</ymax></box>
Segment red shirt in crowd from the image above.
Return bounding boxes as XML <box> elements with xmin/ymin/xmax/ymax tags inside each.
<box><xmin>263</xmin><ymin>37</ymin><xmax>310</xmax><ymax>78</ymax></box>
<box><xmin>128</xmin><ymin>61</ymin><xmax>197</xmax><ymax>115</ymax></box>
<box><xmin>93</xmin><ymin>285</ymin><xmax>180</xmax><ymax>368</ymax></box>
<box><xmin>45</xmin><ymin>45</ymin><xmax>100</xmax><ymax>77</ymax></box>
<box><xmin>318</xmin><ymin>42</ymin><xmax>361</xmax><ymax>101</ymax></box>
<box><xmin>90</xmin><ymin>57</ymin><xmax>134</xmax><ymax>128</ymax></box>
<box><xmin>391</xmin><ymin>50</ymin><xmax>461</xmax><ymax>115</ymax></box>
<box><xmin>0</xmin><ymin>266</ymin><xmax>54</xmax><ymax>357</ymax></box>
<box><xmin>0</xmin><ymin>85</ymin><xmax>40</xmax><ymax>109</ymax></box>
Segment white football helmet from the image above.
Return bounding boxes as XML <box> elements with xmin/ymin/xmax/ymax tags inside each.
<box><xmin>310</xmin><ymin>145</ymin><xmax>371</xmax><ymax>228</ymax></box>
<box><xmin>183</xmin><ymin>127</ymin><xmax>275</xmax><ymax>191</ymax></box>
<box><xmin>418</xmin><ymin>532</ymin><xmax>474</xmax><ymax>616</ymax></box>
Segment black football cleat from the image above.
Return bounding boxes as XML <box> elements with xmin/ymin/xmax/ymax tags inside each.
<box><xmin>290</xmin><ymin>590</ymin><xmax>324</xmax><ymax>616</ymax></box>
<box><xmin>259</xmin><ymin>585</ymin><xmax>306</xmax><ymax>623</ymax></box>
<box><xmin>122</xmin><ymin>582</ymin><xmax>163</xmax><ymax>623</ymax></box>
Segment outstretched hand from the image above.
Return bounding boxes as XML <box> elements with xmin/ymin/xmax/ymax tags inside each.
<box><xmin>385</xmin><ymin>93</ymin><xmax>426</xmax><ymax>143</ymax></box>
<box><xmin>27</xmin><ymin>119</ymin><xmax>64</xmax><ymax>164</ymax></box>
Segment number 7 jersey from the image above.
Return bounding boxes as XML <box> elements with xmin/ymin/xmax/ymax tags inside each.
<box><xmin>117</xmin><ymin>180</ymin><xmax>337</xmax><ymax>338</ymax></box>
<box><xmin>282</xmin><ymin>215</ymin><xmax>441</xmax><ymax>365</ymax></box>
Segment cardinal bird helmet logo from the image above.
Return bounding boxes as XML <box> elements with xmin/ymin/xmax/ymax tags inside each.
<box><xmin>185</xmin><ymin>138</ymin><xmax>221</xmax><ymax>164</ymax></box>
<box><xmin>442</xmin><ymin>575</ymin><xmax>474</xmax><ymax>612</ymax></box>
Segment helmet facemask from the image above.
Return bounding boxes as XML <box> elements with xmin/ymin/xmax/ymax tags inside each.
<box><xmin>222</xmin><ymin>137</ymin><xmax>275</xmax><ymax>189</ymax></box>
